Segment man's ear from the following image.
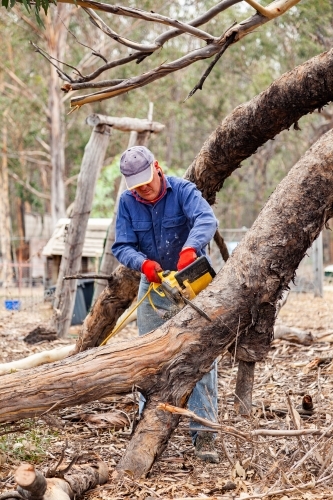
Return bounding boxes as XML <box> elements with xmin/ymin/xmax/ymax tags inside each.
<box><xmin>154</xmin><ymin>161</ymin><xmax>162</xmax><ymax>177</ymax></box>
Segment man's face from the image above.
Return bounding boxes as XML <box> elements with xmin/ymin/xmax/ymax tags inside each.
<box><xmin>135</xmin><ymin>166</ymin><xmax>162</xmax><ymax>201</ymax></box>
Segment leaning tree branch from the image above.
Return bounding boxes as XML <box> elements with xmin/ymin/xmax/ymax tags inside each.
<box><xmin>51</xmin><ymin>0</ymin><xmax>300</xmax><ymax>107</ymax></box>
<box><xmin>185</xmin><ymin>47</ymin><xmax>333</xmax><ymax>205</ymax></box>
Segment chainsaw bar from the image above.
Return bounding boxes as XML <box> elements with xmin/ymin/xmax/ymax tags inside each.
<box><xmin>182</xmin><ymin>296</ymin><xmax>212</xmax><ymax>322</ymax></box>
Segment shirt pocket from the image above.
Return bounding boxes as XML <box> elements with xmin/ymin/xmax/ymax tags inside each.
<box><xmin>133</xmin><ymin>221</ymin><xmax>153</xmax><ymax>251</ymax></box>
<box><xmin>162</xmin><ymin>215</ymin><xmax>188</xmax><ymax>249</ymax></box>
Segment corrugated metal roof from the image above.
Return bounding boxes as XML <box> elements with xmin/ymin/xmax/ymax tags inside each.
<box><xmin>42</xmin><ymin>218</ymin><xmax>112</xmax><ymax>257</ymax></box>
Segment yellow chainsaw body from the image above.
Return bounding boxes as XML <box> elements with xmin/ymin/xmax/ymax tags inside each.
<box><xmin>153</xmin><ymin>256</ymin><xmax>216</xmax><ymax>302</ymax></box>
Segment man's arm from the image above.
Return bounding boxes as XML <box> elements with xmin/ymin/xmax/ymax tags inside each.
<box><xmin>180</xmin><ymin>182</ymin><xmax>218</xmax><ymax>252</ymax></box>
<box><xmin>111</xmin><ymin>198</ymin><xmax>147</xmax><ymax>272</ymax></box>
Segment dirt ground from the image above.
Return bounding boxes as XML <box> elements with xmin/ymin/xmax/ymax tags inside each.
<box><xmin>1</xmin><ymin>288</ymin><xmax>333</xmax><ymax>499</ymax></box>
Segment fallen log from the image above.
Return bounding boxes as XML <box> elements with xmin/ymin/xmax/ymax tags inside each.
<box><xmin>274</xmin><ymin>320</ymin><xmax>314</xmax><ymax>346</ymax></box>
<box><xmin>9</xmin><ymin>460</ymin><xmax>108</xmax><ymax>500</ymax></box>
<box><xmin>0</xmin><ymin>129</ymin><xmax>333</xmax><ymax>479</ymax></box>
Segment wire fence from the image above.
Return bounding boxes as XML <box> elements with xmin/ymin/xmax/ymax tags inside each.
<box><xmin>0</xmin><ymin>228</ymin><xmax>332</xmax><ymax>314</ymax></box>
<box><xmin>0</xmin><ymin>263</ymin><xmax>46</xmax><ymax>312</ymax></box>
<box><xmin>211</xmin><ymin>228</ymin><xmax>331</xmax><ymax>297</ymax></box>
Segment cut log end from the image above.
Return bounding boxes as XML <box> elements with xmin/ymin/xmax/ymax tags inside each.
<box><xmin>15</xmin><ymin>463</ymin><xmax>47</xmax><ymax>493</ymax></box>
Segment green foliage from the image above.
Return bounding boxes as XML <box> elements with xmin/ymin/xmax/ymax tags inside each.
<box><xmin>1</xmin><ymin>0</ymin><xmax>54</xmax><ymax>26</ymax></box>
<box><xmin>0</xmin><ymin>420</ymin><xmax>58</xmax><ymax>463</ymax></box>
<box><xmin>91</xmin><ymin>156</ymin><xmax>121</xmax><ymax>218</ymax></box>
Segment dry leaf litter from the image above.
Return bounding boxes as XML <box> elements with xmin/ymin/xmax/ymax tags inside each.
<box><xmin>0</xmin><ymin>287</ymin><xmax>333</xmax><ymax>499</ymax></box>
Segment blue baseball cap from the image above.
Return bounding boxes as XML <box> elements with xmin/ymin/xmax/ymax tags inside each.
<box><xmin>120</xmin><ymin>146</ymin><xmax>154</xmax><ymax>190</ymax></box>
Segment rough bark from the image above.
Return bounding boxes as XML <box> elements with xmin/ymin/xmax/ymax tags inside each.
<box><xmin>73</xmin><ymin>266</ymin><xmax>140</xmax><ymax>354</ymax></box>
<box><xmin>50</xmin><ymin>123</ymin><xmax>112</xmax><ymax>338</ymax></box>
<box><xmin>234</xmin><ymin>361</ymin><xmax>255</xmax><ymax>416</ymax></box>
<box><xmin>1</xmin><ymin>130</ymin><xmax>333</xmax><ymax>481</ymax></box>
<box><xmin>185</xmin><ymin>48</ymin><xmax>333</xmax><ymax>205</ymax></box>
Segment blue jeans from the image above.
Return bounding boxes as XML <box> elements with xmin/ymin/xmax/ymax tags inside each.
<box><xmin>137</xmin><ymin>275</ymin><xmax>218</xmax><ymax>442</ymax></box>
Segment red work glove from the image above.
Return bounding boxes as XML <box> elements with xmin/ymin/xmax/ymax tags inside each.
<box><xmin>142</xmin><ymin>260</ymin><xmax>162</xmax><ymax>283</ymax></box>
<box><xmin>177</xmin><ymin>247</ymin><xmax>197</xmax><ymax>271</ymax></box>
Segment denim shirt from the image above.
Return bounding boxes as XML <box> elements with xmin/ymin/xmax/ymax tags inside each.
<box><xmin>112</xmin><ymin>176</ymin><xmax>218</xmax><ymax>272</ymax></box>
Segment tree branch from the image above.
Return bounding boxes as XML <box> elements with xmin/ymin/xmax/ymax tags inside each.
<box><xmin>243</xmin><ymin>0</ymin><xmax>301</xmax><ymax>19</ymax></box>
<box><xmin>8</xmin><ymin>170</ymin><xmax>51</xmax><ymax>200</ymax></box>
<box><xmin>64</xmin><ymin>0</ymin><xmax>301</xmax><ymax>107</ymax></box>
<box><xmin>57</xmin><ymin>0</ymin><xmax>218</xmax><ymax>42</ymax></box>
<box><xmin>158</xmin><ymin>403</ymin><xmax>333</xmax><ymax>439</ymax></box>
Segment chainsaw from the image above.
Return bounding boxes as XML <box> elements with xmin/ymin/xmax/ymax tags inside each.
<box><xmin>153</xmin><ymin>256</ymin><xmax>216</xmax><ymax>321</ymax></box>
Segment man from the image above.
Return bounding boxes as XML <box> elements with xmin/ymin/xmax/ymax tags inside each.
<box><xmin>112</xmin><ymin>145</ymin><xmax>219</xmax><ymax>463</ymax></box>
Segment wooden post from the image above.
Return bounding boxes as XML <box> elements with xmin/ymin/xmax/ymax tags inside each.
<box><xmin>92</xmin><ymin>103</ymin><xmax>165</xmax><ymax>301</ymax></box>
<box><xmin>92</xmin><ymin>132</ymin><xmax>136</xmax><ymax>300</ymax></box>
<box><xmin>312</xmin><ymin>231</ymin><xmax>323</xmax><ymax>297</ymax></box>
<box><xmin>51</xmin><ymin>123</ymin><xmax>112</xmax><ymax>338</ymax></box>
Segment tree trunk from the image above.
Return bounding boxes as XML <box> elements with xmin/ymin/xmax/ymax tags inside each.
<box><xmin>45</xmin><ymin>4</ymin><xmax>73</xmax><ymax>228</ymax></box>
<box><xmin>50</xmin><ymin>124</ymin><xmax>112</xmax><ymax>338</ymax></box>
<box><xmin>234</xmin><ymin>361</ymin><xmax>255</xmax><ymax>416</ymax></box>
<box><xmin>13</xmin><ymin>460</ymin><xmax>108</xmax><ymax>500</ymax></box>
<box><xmin>0</xmin><ymin>111</ymin><xmax>13</xmax><ymax>287</ymax></box>
<box><xmin>185</xmin><ymin>48</ymin><xmax>333</xmax><ymax>205</ymax></box>
<box><xmin>74</xmin><ymin>47</ymin><xmax>333</xmax><ymax>354</ymax></box>
<box><xmin>1</xmin><ymin>129</ymin><xmax>333</xmax><ymax>479</ymax></box>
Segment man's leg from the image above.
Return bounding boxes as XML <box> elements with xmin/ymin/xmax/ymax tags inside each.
<box><xmin>188</xmin><ymin>361</ymin><xmax>219</xmax><ymax>463</ymax></box>
<box><xmin>137</xmin><ymin>275</ymin><xmax>171</xmax><ymax>412</ymax></box>
<box><xmin>137</xmin><ymin>277</ymin><xmax>219</xmax><ymax>462</ymax></box>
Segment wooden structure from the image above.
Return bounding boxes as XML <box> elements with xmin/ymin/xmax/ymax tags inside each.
<box><xmin>43</xmin><ymin>217</ymin><xmax>111</xmax><ymax>286</ymax></box>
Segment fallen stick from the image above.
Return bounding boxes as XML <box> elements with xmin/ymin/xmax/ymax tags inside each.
<box><xmin>0</xmin><ymin>306</ymin><xmax>137</xmax><ymax>376</ymax></box>
<box><xmin>0</xmin><ymin>345</ymin><xmax>74</xmax><ymax>376</ymax></box>
<box><xmin>157</xmin><ymin>403</ymin><xmax>333</xmax><ymax>439</ymax></box>
<box><xmin>273</xmin><ymin>320</ymin><xmax>313</xmax><ymax>345</ymax></box>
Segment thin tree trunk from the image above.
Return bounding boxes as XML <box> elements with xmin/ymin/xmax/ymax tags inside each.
<box><xmin>50</xmin><ymin>124</ymin><xmax>112</xmax><ymax>338</ymax></box>
<box><xmin>46</xmin><ymin>4</ymin><xmax>73</xmax><ymax>228</ymax></box>
<box><xmin>1</xmin><ymin>129</ymin><xmax>333</xmax><ymax>479</ymax></box>
<box><xmin>0</xmin><ymin>111</ymin><xmax>13</xmax><ymax>287</ymax></box>
<box><xmin>234</xmin><ymin>361</ymin><xmax>255</xmax><ymax>415</ymax></box>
